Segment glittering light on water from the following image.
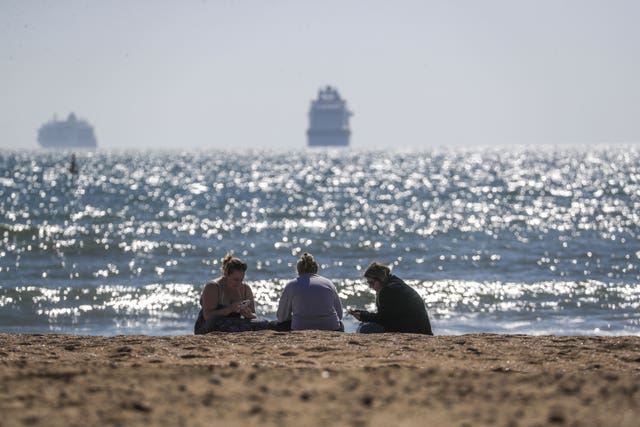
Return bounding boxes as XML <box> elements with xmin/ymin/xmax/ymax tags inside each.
<box><xmin>2</xmin><ymin>147</ymin><xmax>640</xmax><ymax>334</ymax></box>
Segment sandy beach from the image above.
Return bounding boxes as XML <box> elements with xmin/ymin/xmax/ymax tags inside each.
<box><xmin>0</xmin><ymin>332</ymin><xmax>638</xmax><ymax>426</ymax></box>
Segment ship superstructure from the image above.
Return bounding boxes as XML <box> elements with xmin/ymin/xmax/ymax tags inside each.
<box><xmin>307</xmin><ymin>86</ymin><xmax>352</xmax><ymax>147</ymax></box>
<box><xmin>38</xmin><ymin>113</ymin><xmax>97</xmax><ymax>148</ymax></box>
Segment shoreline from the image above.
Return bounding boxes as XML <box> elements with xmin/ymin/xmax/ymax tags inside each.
<box><xmin>1</xmin><ymin>332</ymin><xmax>639</xmax><ymax>426</ymax></box>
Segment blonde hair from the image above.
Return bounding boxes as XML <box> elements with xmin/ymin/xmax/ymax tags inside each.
<box><xmin>297</xmin><ymin>252</ymin><xmax>319</xmax><ymax>275</ymax></box>
<box><xmin>221</xmin><ymin>252</ymin><xmax>248</xmax><ymax>275</ymax></box>
<box><xmin>363</xmin><ymin>261</ymin><xmax>391</xmax><ymax>282</ymax></box>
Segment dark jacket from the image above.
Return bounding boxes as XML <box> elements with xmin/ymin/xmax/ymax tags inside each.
<box><xmin>359</xmin><ymin>275</ymin><xmax>433</xmax><ymax>335</ymax></box>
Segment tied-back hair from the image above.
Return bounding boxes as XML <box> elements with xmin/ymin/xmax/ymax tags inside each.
<box><xmin>221</xmin><ymin>252</ymin><xmax>248</xmax><ymax>275</ymax></box>
<box><xmin>364</xmin><ymin>261</ymin><xmax>391</xmax><ymax>282</ymax></box>
<box><xmin>297</xmin><ymin>252</ymin><xmax>319</xmax><ymax>275</ymax></box>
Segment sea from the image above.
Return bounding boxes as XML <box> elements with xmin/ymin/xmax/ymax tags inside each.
<box><xmin>1</xmin><ymin>146</ymin><xmax>639</xmax><ymax>336</ymax></box>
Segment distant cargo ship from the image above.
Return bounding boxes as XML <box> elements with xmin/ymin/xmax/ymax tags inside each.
<box><xmin>38</xmin><ymin>113</ymin><xmax>97</xmax><ymax>148</ymax></box>
<box><xmin>307</xmin><ymin>86</ymin><xmax>352</xmax><ymax>147</ymax></box>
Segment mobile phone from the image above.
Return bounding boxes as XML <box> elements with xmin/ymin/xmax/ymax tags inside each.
<box><xmin>239</xmin><ymin>299</ymin><xmax>251</xmax><ymax>309</ymax></box>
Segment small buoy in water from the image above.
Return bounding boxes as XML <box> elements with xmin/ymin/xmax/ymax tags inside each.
<box><xmin>69</xmin><ymin>153</ymin><xmax>78</xmax><ymax>175</ymax></box>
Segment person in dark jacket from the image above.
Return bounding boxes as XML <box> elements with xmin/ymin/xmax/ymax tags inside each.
<box><xmin>349</xmin><ymin>262</ymin><xmax>433</xmax><ymax>335</ymax></box>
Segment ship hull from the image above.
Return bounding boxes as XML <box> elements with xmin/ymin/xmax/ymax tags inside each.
<box><xmin>38</xmin><ymin>139</ymin><xmax>97</xmax><ymax>149</ymax></box>
<box><xmin>307</xmin><ymin>130</ymin><xmax>350</xmax><ymax>146</ymax></box>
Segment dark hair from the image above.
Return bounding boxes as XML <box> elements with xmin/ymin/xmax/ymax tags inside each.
<box><xmin>363</xmin><ymin>261</ymin><xmax>390</xmax><ymax>282</ymax></box>
<box><xmin>297</xmin><ymin>252</ymin><xmax>319</xmax><ymax>275</ymax></box>
<box><xmin>221</xmin><ymin>252</ymin><xmax>248</xmax><ymax>275</ymax></box>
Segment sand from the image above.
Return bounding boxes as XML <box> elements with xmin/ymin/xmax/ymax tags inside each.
<box><xmin>0</xmin><ymin>332</ymin><xmax>638</xmax><ymax>427</ymax></box>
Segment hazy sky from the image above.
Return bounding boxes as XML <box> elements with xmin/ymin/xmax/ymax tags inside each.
<box><xmin>1</xmin><ymin>0</ymin><xmax>639</xmax><ymax>150</ymax></box>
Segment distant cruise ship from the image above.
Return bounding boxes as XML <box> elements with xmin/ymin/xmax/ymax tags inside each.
<box><xmin>38</xmin><ymin>113</ymin><xmax>97</xmax><ymax>148</ymax></box>
<box><xmin>307</xmin><ymin>86</ymin><xmax>352</xmax><ymax>147</ymax></box>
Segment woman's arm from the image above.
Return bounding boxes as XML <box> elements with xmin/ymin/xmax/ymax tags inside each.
<box><xmin>276</xmin><ymin>282</ymin><xmax>293</xmax><ymax>322</ymax></box>
<box><xmin>333</xmin><ymin>287</ymin><xmax>344</xmax><ymax>320</ymax></box>
<box><xmin>358</xmin><ymin>310</ymin><xmax>382</xmax><ymax>323</ymax></box>
<box><xmin>362</xmin><ymin>287</ymin><xmax>403</xmax><ymax>325</ymax></box>
<box><xmin>239</xmin><ymin>284</ymin><xmax>257</xmax><ymax>319</ymax></box>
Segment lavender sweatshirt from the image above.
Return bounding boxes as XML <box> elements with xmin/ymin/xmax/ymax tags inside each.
<box><xmin>276</xmin><ymin>273</ymin><xmax>343</xmax><ymax>331</ymax></box>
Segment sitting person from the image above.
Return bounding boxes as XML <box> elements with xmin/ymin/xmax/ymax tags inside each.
<box><xmin>349</xmin><ymin>261</ymin><xmax>433</xmax><ymax>335</ymax></box>
<box><xmin>275</xmin><ymin>252</ymin><xmax>344</xmax><ymax>331</ymax></box>
<box><xmin>194</xmin><ymin>253</ymin><xmax>268</xmax><ymax>334</ymax></box>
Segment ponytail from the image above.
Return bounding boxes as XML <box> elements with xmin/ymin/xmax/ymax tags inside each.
<box><xmin>297</xmin><ymin>252</ymin><xmax>319</xmax><ymax>275</ymax></box>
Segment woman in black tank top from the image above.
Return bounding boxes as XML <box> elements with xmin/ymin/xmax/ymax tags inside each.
<box><xmin>194</xmin><ymin>253</ymin><xmax>268</xmax><ymax>333</ymax></box>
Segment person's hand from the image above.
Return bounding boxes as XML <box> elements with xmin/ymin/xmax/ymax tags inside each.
<box><xmin>228</xmin><ymin>302</ymin><xmax>243</xmax><ymax>315</ymax></box>
<box><xmin>239</xmin><ymin>306</ymin><xmax>255</xmax><ymax>319</ymax></box>
<box><xmin>348</xmin><ymin>309</ymin><xmax>361</xmax><ymax>321</ymax></box>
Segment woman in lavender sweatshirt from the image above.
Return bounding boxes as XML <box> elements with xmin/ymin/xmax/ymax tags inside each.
<box><xmin>276</xmin><ymin>253</ymin><xmax>344</xmax><ymax>331</ymax></box>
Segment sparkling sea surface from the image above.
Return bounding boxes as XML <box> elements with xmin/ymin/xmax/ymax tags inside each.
<box><xmin>1</xmin><ymin>146</ymin><xmax>639</xmax><ymax>335</ymax></box>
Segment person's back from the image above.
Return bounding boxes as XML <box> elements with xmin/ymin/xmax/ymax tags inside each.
<box><xmin>281</xmin><ymin>274</ymin><xmax>342</xmax><ymax>330</ymax></box>
<box><xmin>379</xmin><ymin>275</ymin><xmax>432</xmax><ymax>334</ymax></box>
<box><xmin>354</xmin><ymin>262</ymin><xmax>433</xmax><ymax>335</ymax></box>
<box><xmin>276</xmin><ymin>253</ymin><xmax>343</xmax><ymax>331</ymax></box>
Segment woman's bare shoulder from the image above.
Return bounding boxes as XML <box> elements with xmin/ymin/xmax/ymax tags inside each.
<box><xmin>204</xmin><ymin>278</ymin><xmax>222</xmax><ymax>289</ymax></box>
